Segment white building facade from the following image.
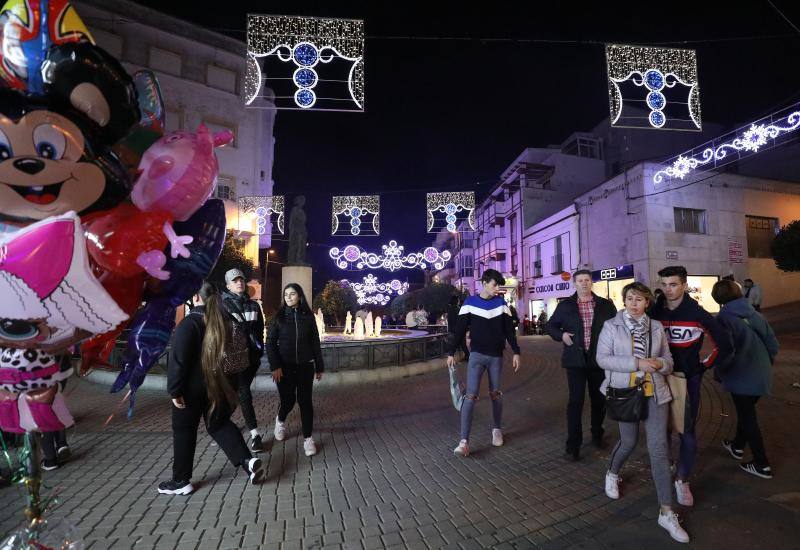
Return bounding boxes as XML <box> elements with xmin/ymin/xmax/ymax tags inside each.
<box><xmin>76</xmin><ymin>0</ymin><xmax>277</xmax><ymax>260</ymax></box>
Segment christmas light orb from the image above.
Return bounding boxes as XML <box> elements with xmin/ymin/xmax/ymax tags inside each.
<box><xmin>423</xmin><ymin>247</ymin><xmax>439</xmax><ymax>263</ymax></box>
<box><xmin>293</xmin><ymin>42</ymin><xmax>319</xmax><ymax>67</ymax></box>
<box><xmin>644</xmin><ymin>69</ymin><xmax>665</xmax><ymax>91</ymax></box>
<box><xmin>427</xmin><ymin>192</ymin><xmax>476</xmax><ymax>233</ymax></box>
<box><xmin>650</xmin><ymin>111</ymin><xmax>666</xmax><ymax>128</ymax></box>
<box><xmin>344</xmin><ymin>245</ymin><xmax>360</xmax><ymax>262</ymax></box>
<box><xmin>293</xmin><ymin>67</ymin><xmax>318</xmax><ymax>88</ymax></box>
<box><xmin>647</xmin><ymin>92</ymin><xmax>665</xmax><ymax>110</ymax></box>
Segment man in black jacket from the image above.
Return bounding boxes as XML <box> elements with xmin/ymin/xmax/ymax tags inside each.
<box><xmin>222</xmin><ymin>269</ymin><xmax>266</xmax><ymax>453</ymax></box>
<box><xmin>546</xmin><ymin>270</ymin><xmax>617</xmax><ymax>460</ymax></box>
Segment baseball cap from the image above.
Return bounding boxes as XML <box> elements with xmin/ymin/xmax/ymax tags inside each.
<box><xmin>225</xmin><ymin>269</ymin><xmax>245</xmax><ymax>284</ymax></box>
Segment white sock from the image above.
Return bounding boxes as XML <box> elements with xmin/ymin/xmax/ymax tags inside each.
<box><xmin>250</xmin><ymin>429</ymin><xmax>259</xmax><ymax>438</ymax></box>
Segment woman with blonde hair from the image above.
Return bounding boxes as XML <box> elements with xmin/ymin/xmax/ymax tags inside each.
<box><xmin>597</xmin><ymin>282</ymin><xmax>689</xmax><ymax>543</ymax></box>
<box><xmin>158</xmin><ymin>282</ymin><xmax>264</xmax><ymax>495</ymax></box>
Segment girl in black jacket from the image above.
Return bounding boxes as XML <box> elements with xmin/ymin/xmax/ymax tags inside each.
<box><xmin>267</xmin><ymin>283</ymin><xmax>324</xmax><ymax>457</ymax></box>
<box><xmin>158</xmin><ymin>282</ymin><xmax>264</xmax><ymax>495</ymax></box>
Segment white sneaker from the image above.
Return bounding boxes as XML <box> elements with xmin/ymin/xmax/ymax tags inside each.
<box><xmin>604</xmin><ymin>471</ymin><xmax>620</xmax><ymax>500</ymax></box>
<box><xmin>658</xmin><ymin>510</ymin><xmax>690</xmax><ymax>543</ymax></box>
<box><xmin>303</xmin><ymin>437</ymin><xmax>317</xmax><ymax>457</ymax></box>
<box><xmin>245</xmin><ymin>457</ymin><xmax>264</xmax><ymax>485</ymax></box>
<box><xmin>492</xmin><ymin>429</ymin><xmax>504</xmax><ymax>447</ymax></box>
<box><xmin>453</xmin><ymin>439</ymin><xmax>470</xmax><ymax>456</ymax></box>
<box><xmin>274</xmin><ymin>416</ymin><xmax>286</xmax><ymax>441</ymax></box>
<box><xmin>674</xmin><ymin>479</ymin><xmax>694</xmax><ymax>507</ymax></box>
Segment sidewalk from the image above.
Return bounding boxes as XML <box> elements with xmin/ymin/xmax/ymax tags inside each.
<box><xmin>1</xmin><ymin>335</ymin><xmax>799</xmax><ymax>549</ymax></box>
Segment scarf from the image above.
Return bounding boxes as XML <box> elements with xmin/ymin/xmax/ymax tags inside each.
<box><xmin>623</xmin><ymin>312</ymin><xmax>654</xmax><ymax>397</ymax></box>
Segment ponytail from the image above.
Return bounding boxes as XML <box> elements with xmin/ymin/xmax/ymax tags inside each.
<box><xmin>199</xmin><ymin>282</ymin><xmax>237</xmax><ymax>415</ymax></box>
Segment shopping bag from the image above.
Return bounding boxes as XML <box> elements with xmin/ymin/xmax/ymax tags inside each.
<box><xmin>667</xmin><ymin>373</ymin><xmax>688</xmax><ymax>434</ymax></box>
<box><xmin>448</xmin><ymin>365</ymin><xmax>466</xmax><ymax>411</ymax></box>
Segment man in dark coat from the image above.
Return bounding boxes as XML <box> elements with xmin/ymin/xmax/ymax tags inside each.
<box><xmin>546</xmin><ymin>269</ymin><xmax>617</xmax><ymax>460</ymax></box>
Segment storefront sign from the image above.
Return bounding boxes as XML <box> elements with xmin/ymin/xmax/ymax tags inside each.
<box><xmin>529</xmin><ymin>274</ymin><xmax>573</xmax><ymax>298</ymax></box>
<box><xmin>591</xmin><ymin>264</ymin><xmax>634</xmax><ymax>282</ymax></box>
<box><xmin>728</xmin><ymin>239</ymin><xmax>744</xmax><ymax>264</ymax></box>
<box><xmin>666</xmin><ymin>250</ymin><xmax>679</xmax><ymax>260</ymax></box>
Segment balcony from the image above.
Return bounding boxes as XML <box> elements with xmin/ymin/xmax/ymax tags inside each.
<box><xmin>550</xmin><ymin>254</ymin><xmax>564</xmax><ymax>275</ymax></box>
<box><xmin>532</xmin><ymin>260</ymin><xmax>542</xmax><ymax>278</ymax></box>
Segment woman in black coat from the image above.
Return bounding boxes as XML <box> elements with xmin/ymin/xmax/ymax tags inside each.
<box><xmin>267</xmin><ymin>283</ymin><xmax>324</xmax><ymax>457</ymax></box>
<box><xmin>159</xmin><ymin>282</ymin><xmax>264</xmax><ymax>495</ymax></box>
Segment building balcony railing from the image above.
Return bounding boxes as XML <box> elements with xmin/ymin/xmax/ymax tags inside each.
<box><xmin>532</xmin><ymin>260</ymin><xmax>542</xmax><ymax>278</ymax></box>
<box><xmin>550</xmin><ymin>254</ymin><xmax>564</xmax><ymax>275</ymax></box>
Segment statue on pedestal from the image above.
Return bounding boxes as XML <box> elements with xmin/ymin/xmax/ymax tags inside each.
<box><xmin>287</xmin><ymin>195</ymin><xmax>308</xmax><ymax>266</ymax></box>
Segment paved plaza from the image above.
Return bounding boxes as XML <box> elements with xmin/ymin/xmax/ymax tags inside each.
<box><xmin>1</xmin><ymin>334</ymin><xmax>799</xmax><ymax>549</ymax></box>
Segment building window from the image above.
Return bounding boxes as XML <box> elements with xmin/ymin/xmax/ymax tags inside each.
<box><xmin>202</xmin><ymin>119</ymin><xmax>237</xmax><ymax>148</ymax></box>
<box><xmin>509</xmin><ymin>216</ymin><xmax>518</xmax><ymax>274</ymax></box>
<box><xmin>207</xmin><ymin>65</ymin><xmax>238</xmax><ymax>94</ymax></box>
<box><xmin>562</xmin><ymin>136</ymin><xmax>603</xmax><ymax>160</ymax></box>
<box><xmin>551</xmin><ymin>235</ymin><xmax>563</xmax><ymax>274</ymax></box>
<box><xmin>746</xmin><ymin>215</ymin><xmax>779</xmax><ymax>258</ymax></box>
<box><xmin>149</xmin><ymin>46</ymin><xmax>182</xmax><ymax>77</ymax></box>
<box><xmin>460</xmin><ymin>255</ymin><xmax>474</xmax><ymax>278</ymax></box>
<box><xmin>674</xmin><ymin>207</ymin><xmax>706</xmax><ymax>234</ymax></box>
<box><xmin>216</xmin><ymin>175</ymin><xmax>236</xmax><ymax>200</ymax></box>
<box><xmin>460</xmin><ymin>231</ymin><xmax>474</xmax><ymax>249</ymax></box>
<box><xmin>533</xmin><ymin>244</ymin><xmax>542</xmax><ymax>278</ymax></box>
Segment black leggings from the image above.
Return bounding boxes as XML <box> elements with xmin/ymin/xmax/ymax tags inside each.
<box><xmin>731</xmin><ymin>393</ymin><xmax>769</xmax><ymax>467</ymax></box>
<box><xmin>237</xmin><ymin>358</ymin><xmax>260</xmax><ymax>430</ymax></box>
<box><xmin>276</xmin><ymin>362</ymin><xmax>316</xmax><ymax>438</ymax></box>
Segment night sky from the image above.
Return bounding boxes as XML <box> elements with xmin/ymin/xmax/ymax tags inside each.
<box><xmin>133</xmin><ymin>1</ymin><xmax>800</xmax><ymax>293</ymax></box>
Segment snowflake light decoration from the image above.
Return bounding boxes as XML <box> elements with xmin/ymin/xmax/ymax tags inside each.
<box><xmin>330</xmin><ymin>240</ymin><xmax>452</xmax><ymax>272</ymax></box>
<box><xmin>606</xmin><ymin>44</ymin><xmax>701</xmax><ymax>131</ymax></box>
<box><xmin>332</xmin><ymin>195</ymin><xmax>380</xmax><ymax>236</ymax></box>
<box><xmin>653</xmin><ymin>103</ymin><xmax>800</xmax><ymax>184</ymax></box>
<box><xmin>427</xmin><ymin>192</ymin><xmax>476</xmax><ymax>233</ymax></box>
<box><xmin>245</xmin><ymin>15</ymin><xmax>364</xmax><ymax>112</ymax></box>
<box><xmin>238</xmin><ymin>196</ymin><xmax>285</xmax><ymax>235</ymax></box>
<box><xmin>342</xmin><ymin>274</ymin><xmax>409</xmax><ymax>305</ymax></box>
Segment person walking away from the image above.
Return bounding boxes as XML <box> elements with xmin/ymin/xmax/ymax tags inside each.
<box><xmin>546</xmin><ymin>270</ymin><xmax>617</xmax><ymax>460</ymax></box>
<box><xmin>159</xmin><ymin>282</ymin><xmax>263</xmax><ymax>495</ymax></box>
<box><xmin>650</xmin><ymin>266</ymin><xmax>733</xmax><ymax>507</ymax></box>
<box><xmin>221</xmin><ymin>269</ymin><xmax>266</xmax><ymax>453</ymax></box>
<box><xmin>712</xmin><ymin>280</ymin><xmax>778</xmax><ymax>479</ymax></box>
<box><xmin>597</xmin><ymin>282</ymin><xmax>689</xmax><ymax>543</ymax></box>
<box><xmin>743</xmin><ymin>279</ymin><xmax>763</xmax><ymax>312</ymax></box>
<box><xmin>446</xmin><ymin>269</ymin><xmax>521</xmax><ymax>456</ymax></box>
<box><xmin>267</xmin><ymin>283</ymin><xmax>324</xmax><ymax>457</ymax></box>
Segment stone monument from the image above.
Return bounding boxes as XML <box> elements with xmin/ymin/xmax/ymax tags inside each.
<box><xmin>282</xmin><ymin>195</ymin><xmax>312</xmax><ymax>305</ymax></box>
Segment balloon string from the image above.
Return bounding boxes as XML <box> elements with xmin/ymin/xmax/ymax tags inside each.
<box><xmin>102</xmin><ymin>390</ymin><xmax>131</xmax><ymax>429</ymax></box>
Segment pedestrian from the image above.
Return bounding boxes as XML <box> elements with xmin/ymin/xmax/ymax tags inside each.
<box><xmin>405</xmin><ymin>306</ymin><xmax>418</xmax><ymax>328</ymax></box>
<box><xmin>743</xmin><ymin>278</ymin><xmax>763</xmax><ymax>312</ymax></box>
<box><xmin>221</xmin><ymin>269</ymin><xmax>266</xmax><ymax>453</ymax></box>
<box><xmin>447</xmin><ymin>295</ymin><xmax>470</xmax><ymax>362</ymax></box>
<box><xmin>159</xmin><ymin>282</ymin><xmax>263</xmax><ymax>495</ymax></box>
<box><xmin>446</xmin><ymin>269</ymin><xmax>521</xmax><ymax>456</ymax></box>
<box><xmin>537</xmin><ymin>311</ymin><xmax>548</xmax><ymax>335</ymax></box>
<box><xmin>712</xmin><ymin>280</ymin><xmax>778</xmax><ymax>479</ymax></box>
<box><xmin>40</xmin><ymin>353</ymin><xmax>73</xmax><ymax>471</ymax></box>
<box><xmin>650</xmin><ymin>266</ymin><xmax>733</xmax><ymax>507</ymax></box>
<box><xmin>267</xmin><ymin>283</ymin><xmax>324</xmax><ymax>457</ymax></box>
<box><xmin>546</xmin><ymin>269</ymin><xmax>617</xmax><ymax>460</ymax></box>
<box><xmin>597</xmin><ymin>282</ymin><xmax>689</xmax><ymax>543</ymax></box>
<box><xmin>522</xmin><ymin>314</ymin><xmax>531</xmax><ymax>336</ymax></box>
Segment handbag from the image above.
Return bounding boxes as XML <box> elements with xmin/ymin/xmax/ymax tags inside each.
<box><xmin>448</xmin><ymin>365</ymin><xmax>466</xmax><ymax>411</ymax></box>
<box><xmin>606</xmin><ymin>381</ymin><xmax>649</xmax><ymax>422</ymax></box>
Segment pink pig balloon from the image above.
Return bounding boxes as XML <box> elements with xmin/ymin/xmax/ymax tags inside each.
<box><xmin>131</xmin><ymin>124</ymin><xmax>235</xmax><ymax>221</ymax></box>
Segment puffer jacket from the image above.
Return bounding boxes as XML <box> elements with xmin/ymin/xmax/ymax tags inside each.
<box><xmin>716</xmin><ymin>298</ymin><xmax>778</xmax><ymax>396</ymax></box>
<box><xmin>266</xmin><ymin>307</ymin><xmax>324</xmax><ymax>373</ymax></box>
<box><xmin>596</xmin><ymin>311</ymin><xmax>675</xmax><ymax>405</ymax></box>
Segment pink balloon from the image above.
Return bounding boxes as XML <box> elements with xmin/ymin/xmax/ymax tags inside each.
<box><xmin>131</xmin><ymin>125</ymin><xmax>234</xmax><ymax>221</ymax></box>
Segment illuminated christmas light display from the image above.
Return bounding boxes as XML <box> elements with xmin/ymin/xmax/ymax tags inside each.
<box><xmin>245</xmin><ymin>15</ymin><xmax>364</xmax><ymax>111</ymax></box>
<box><xmin>653</xmin><ymin>102</ymin><xmax>800</xmax><ymax>184</ymax></box>
<box><xmin>606</xmin><ymin>44</ymin><xmax>701</xmax><ymax>131</ymax></box>
<box><xmin>427</xmin><ymin>192</ymin><xmax>476</xmax><ymax>233</ymax></box>
<box><xmin>330</xmin><ymin>240</ymin><xmax>452</xmax><ymax>272</ymax></box>
<box><xmin>238</xmin><ymin>195</ymin><xmax>285</xmax><ymax>235</ymax></box>
<box><xmin>342</xmin><ymin>274</ymin><xmax>409</xmax><ymax>306</ymax></box>
<box><xmin>332</xmin><ymin>195</ymin><xmax>380</xmax><ymax>236</ymax></box>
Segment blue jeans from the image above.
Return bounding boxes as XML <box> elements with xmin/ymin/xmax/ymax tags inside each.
<box><xmin>460</xmin><ymin>352</ymin><xmax>503</xmax><ymax>440</ymax></box>
<box><xmin>675</xmin><ymin>372</ymin><xmax>703</xmax><ymax>480</ymax></box>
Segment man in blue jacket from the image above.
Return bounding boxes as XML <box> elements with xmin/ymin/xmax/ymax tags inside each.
<box><xmin>546</xmin><ymin>270</ymin><xmax>617</xmax><ymax>460</ymax></box>
<box><xmin>651</xmin><ymin>266</ymin><xmax>733</xmax><ymax>507</ymax></box>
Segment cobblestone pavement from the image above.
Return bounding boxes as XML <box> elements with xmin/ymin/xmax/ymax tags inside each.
<box><xmin>1</xmin><ymin>336</ymin><xmax>799</xmax><ymax>549</ymax></box>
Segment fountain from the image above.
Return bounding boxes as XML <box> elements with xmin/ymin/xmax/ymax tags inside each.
<box><xmin>375</xmin><ymin>316</ymin><xmax>382</xmax><ymax>337</ymax></box>
<box><xmin>353</xmin><ymin>317</ymin><xmax>365</xmax><ymax>340</ymax></box>
<box><xmin>365</xmin><ymin>312</ymin><xmax>374</xmax><ymax>337</ymax></box>
<box><xmin>344</xmin><ymin>311</ymin><xmax>353</xmax><ymax>335</ymax></box>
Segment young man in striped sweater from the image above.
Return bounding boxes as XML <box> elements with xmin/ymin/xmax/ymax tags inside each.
<box><xmin>447</xmin><ymin>269</ymin><xmax>521</xmax><ymax>456</ymax></box>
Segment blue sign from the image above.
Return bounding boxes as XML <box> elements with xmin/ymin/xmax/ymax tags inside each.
<box><xmin>591</xmin><ymin>264</ymin><xmax>634</xmax><ymax>282</ymax></box>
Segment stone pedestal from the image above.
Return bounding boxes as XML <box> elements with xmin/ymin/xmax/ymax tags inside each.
<box><xmin>282</xmin><ymin>266</ymin><xmax>313</xmax><ymax>306</ymax></box>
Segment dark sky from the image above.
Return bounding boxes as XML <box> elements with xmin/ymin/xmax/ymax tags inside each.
<box><xmin>133</xmin><ymin>1</ymin><xmax>800</xmax><ymax>292</ymax></box>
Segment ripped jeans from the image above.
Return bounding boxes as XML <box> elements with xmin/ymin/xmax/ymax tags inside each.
<box><xmin>460</xmin><ymin>352</ymin><xmax>503</xmax><ymax>440</ymax></box>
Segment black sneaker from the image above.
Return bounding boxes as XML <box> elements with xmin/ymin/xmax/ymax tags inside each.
<box><xmin>244</xmin><ymin>457</ymin><xmax>264</xmax><ymax>485</ymax></box>
<box><xmin>249</xmin><ymin>434</ymin><xmax>264</xmax><ymax>453</ymax></box>
<box><xmin>41</xmin><ymin>459</ymin><xmax>59</xmax><ymax>471</ymax></box>
<box><xmin>157</xmin><ymin>479</ymin><xmax>194</xmax><ymax>495</ymax></box>
<box><xmin>56</xmin><ymin>446</ymin><xmax>71</xmax><ymax>463</ymax></box>
<box><xmin>740</xmin><ymin>462</ymin><xmax>773</xmax><ymax>479</ymax></box>
<box><xmin>722</xmin><ymin>439</ymin><xmax>743</xmax><ymax>460</ymax></box>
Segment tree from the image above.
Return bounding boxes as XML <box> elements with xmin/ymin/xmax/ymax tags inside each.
<box><xmin>208</xmin><ymin>230</ymin><xmax>255</xmax><ymax>286</ymax></box>
<box><xmin>313</xmin><ymin>281</ymin><xmax>358</xmax><ymax>325</ymax></box>
<box><xmin>772</xmin><ymin>220</ymin><xmax>800</xmax><ymax>272</ymax></box>
<box><xmin>390</xmin><ymin>293</ymin><xmax>413</xmax><ymax>319</ymax></box>
<box><xmin>418</xmin><ymin>283</ymin><xmax>458</xmax><ymax>317</ymax></box>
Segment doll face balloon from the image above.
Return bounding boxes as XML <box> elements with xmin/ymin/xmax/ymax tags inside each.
<box><xmin>131</xmin><ymin>125</ymin><xmax>234</xmax><ymax>222</ymax></box>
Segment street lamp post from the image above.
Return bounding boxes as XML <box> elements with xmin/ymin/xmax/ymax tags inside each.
<box><xmin>262</xmin><ymin>248</ymin><xmax>275</xmax><ymax>307</ymax></box>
